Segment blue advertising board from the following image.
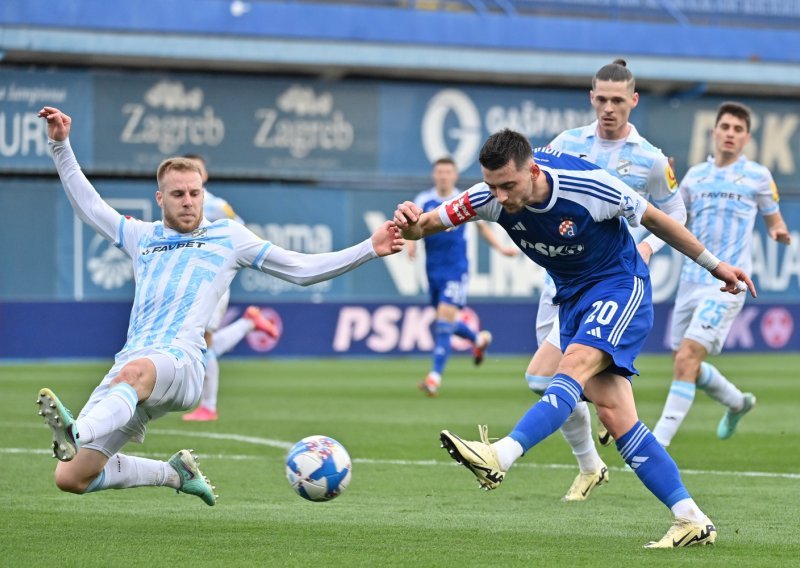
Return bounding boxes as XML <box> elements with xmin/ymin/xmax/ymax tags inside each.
<box><xmin>1</xmin><ymin>300</ymin><xmax>797</xmax><ymax>360</ymax></box>
<box><xmin>92</xmin><ymin>72</ymin><xmax>379</xmax><ymax>178</ymax></box>
<box><xmin>0</xmin><ymin>68</ymin><xmax>93</xmax><ymax>171</ymax></box>
<box><xmin>2</xmin><ymin>176</ymin><xmax>799</xmax><ymax>303</ymax></box>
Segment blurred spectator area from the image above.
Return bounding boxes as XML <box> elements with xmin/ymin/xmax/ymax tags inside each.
<box><xmin>296</xmin><ymin>0</ymin><xmax>800</xmax><ymax>28</ymax></box>
<box><xmin>2</xmin><ymin>0</ymin><xmax>799</xmax><ymax>94</ymax></box>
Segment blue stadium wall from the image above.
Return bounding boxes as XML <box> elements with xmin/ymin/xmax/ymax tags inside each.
<box><xmin>2</xmin><ymin>67</ymin><xmax>799</xmax><ymax>359</ymax></box>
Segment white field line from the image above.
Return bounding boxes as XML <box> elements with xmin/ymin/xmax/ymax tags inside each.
<box><xmin>5</xmin><ymin>427</ymin><xmax>799</xmax><ymax>481</ymax></box>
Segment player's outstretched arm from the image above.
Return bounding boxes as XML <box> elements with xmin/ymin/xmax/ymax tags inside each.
<box><xmin>393</xmin><ymin>201</ymin><xmax>448</xmax><ymax>240</ymax></box>
<box><xmin>38</xmin><ymin>106</ymin><xmax>123</xmax><ymax>244</ymax></box>
<box><xmin>641</xmin><ymin>204</ymin><xmax>756</xmax><ymax>297</ymax></box>
<box><xmin>253</xmin><ymin>222</ymin><xmax>400</xmax><ymax>287</ymax></box>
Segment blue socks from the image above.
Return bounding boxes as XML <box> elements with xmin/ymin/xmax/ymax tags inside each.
<box><xmin>510</xmin><ymin>373</ymin><xmax>582</xmax><ymax>451</ymax></box>
<box><xmin>453</xmin><ymin>320</ymin><xmax>477</xmax><ymax>342</ymax></box>
<box><xmin>432</xmin><ymin>319</ymin><xmax>455</xmax><ymax>375</ymax></box>
<box><xmin>616</xmin><ymin>421</ymin><xmax>690</xmax><ymax>508</ymax></box>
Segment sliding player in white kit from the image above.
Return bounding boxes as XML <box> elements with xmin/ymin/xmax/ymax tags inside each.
<box><xmin>526</xmin><ymin>60</ymin><xmax>687</xmax><ymax>501</ymax></box>
<box><xmin>34</xmin><ymin>106</ymin><xmax>404</xmax><ymax>506</ymax></box>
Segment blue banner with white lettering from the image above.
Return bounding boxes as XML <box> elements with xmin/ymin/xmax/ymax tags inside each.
<box><xmin>1</xmin><ymin>300</ymin><xmax>797</xmax><ymax>360</ymax></box>
<box><xmin>0</xmin><ymin>68</ymin><xmax>93</xmax><ymax>171</ymax></box>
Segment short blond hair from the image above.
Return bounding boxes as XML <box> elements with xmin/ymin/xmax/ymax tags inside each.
<box><xmin>156</xmin><ymin>157</ymin><xmax>203</xmax><ymax>186</ymax></box>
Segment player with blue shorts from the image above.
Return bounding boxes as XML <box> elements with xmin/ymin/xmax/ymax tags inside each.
<box><xmin>394</xmin><ymin>129</ymin><xmax>753</xmax><ymax>548</ymax></box>
<box><xmin>527</xmin><ymin>59</ymin><xmax>687</xmax><ymax>501</ymax></box>
<box><xmin>410</xmin><ymin>157</ymin><xmax>517</xmax><ymax>397</ymax></box>
<box><xmin>652</xmin><ymin>101</ymin><xmax>791</xmax><ymax>446</ymax></box>
<box><xmin>34</xmin><ymin>106</ymin><xmax>403</xmax><ymax>507</ymax></box>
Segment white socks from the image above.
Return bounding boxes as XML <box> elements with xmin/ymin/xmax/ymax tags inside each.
<box><xmin>698</xmin><ymin>362</ymin><xmax>745</xmax><ymax>410</ymax></box>
<box><xmin>560</xmin><ymin>402</ymin><xmax>603</xmax><ymax>473</ymax></box>
<box><xmin>492</xmin><ymin>437</ymin><xmax>524</xmax><ymax>471</ymax></box>
<box><xmin>86</xmin><ymin>453</ymin><xmax>180</xmax><ymax>492</ymax></box>
<box><xmin>199</xmin><ymin>351</ymin><xmax>220</xmax><ymax>411</ymax></box>
<box><xmin>212</xmin><ymin>318</ymin><xmax>254</xmax><ymax>356</ymax></box>
<box><xmin>653</xmin><ymin>381</ymin><xmax>696</xmax><ymax>447</ymax></box>
<box><xmin>76</xmin><ymin>383</ymin><xmax>138</xmax><ymax>444</ymax></box>
<box><xmin>671</xmin><ymin>498</ymin><xmax>706</xmax><ymax>523</ymax></box>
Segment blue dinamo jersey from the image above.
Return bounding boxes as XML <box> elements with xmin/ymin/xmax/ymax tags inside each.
<box><xmin>413</xmin><ymin>187</ymin><xmax>468</xmax><ymax>281</ymax></box>
<box><xmin>439</xmin><ymin>148</ymin><xmax>650</xmax><ymax>303</ymax></box>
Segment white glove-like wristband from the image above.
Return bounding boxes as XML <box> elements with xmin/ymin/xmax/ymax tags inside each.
<box><xmin>695</xmin><ymin>248</ymin><xmax>721</xmax><ymax>272</ymax></box>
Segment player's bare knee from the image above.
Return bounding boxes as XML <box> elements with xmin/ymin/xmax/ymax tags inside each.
<box><xmin>54</xmin><ymin>465</ymin><xmax>93</xmax><ymax>494</ymax></box>
<box><xmin>673</xmin><ymin>350</ymin><xmax>702</xmax><ymax>383</ymax></box>
<box><xmin>110</xmin><ymin>361</ymin><xmax>154</xmax><ymax>399</ymax></box>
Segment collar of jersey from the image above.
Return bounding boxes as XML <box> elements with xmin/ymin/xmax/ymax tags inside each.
<box><xmin>523</xmin><ymin>167</ymin><xmax>557</xmax><ymax>214</ymax></box>
<box><xmin>586</xmin><ymin>120</ymin><xmax>644</xmax><ymax>145</ymax></box>
<box><xmin>706</xmin><ymin>154</ymin><xmax>748</xmax><ymax>168</ymax></box>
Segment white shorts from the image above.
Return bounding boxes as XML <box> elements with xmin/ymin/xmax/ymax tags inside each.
<box><xmin>536</xmin><ymin>277</ymin><xmax>560</xmax><ymax>349</ymax></box>
<box><xmin>670</xmin><ymin>280</ymin><xmax>745</xmax><ymax>355</ymax></box>
<box><xmin>78</xmin><ymin>349</ymin><xmax>204</xmax><ymax>457</ymax></box>
<box><xmin>207</xmin><ymin>289</ymin><xmax>231</xmax><ymax>332</ymax></box>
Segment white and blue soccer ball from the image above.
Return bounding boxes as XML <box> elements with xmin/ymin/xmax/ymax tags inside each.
<box><xmin>285</xmin><ymin>435</ymin><xmax>352</xmax><ymax>502</ymax></box>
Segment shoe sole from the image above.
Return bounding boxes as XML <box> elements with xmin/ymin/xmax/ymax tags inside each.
<box><xmin>439</xmin><ymin>431</ymin><xmax>502</xmax><ymax>490</ymax></box>
<box><xmin>36</xmin><ymin>388</ymin><xmax>77</xmax><ymax>462</ymax></box>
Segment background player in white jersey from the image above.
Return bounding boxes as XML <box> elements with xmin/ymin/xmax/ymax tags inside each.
<box><xmin>652</xmin><ymin>102</ymin><xmax>791</xmax><ymax>446</ymax></box>
<box><xmin>34</xmin><ymin>106</ymin><xmax>403</xmax><ymax>506</ymax></box>
<box><xmin>527</xmin><ymin>59</ymin><xmax>687</xmax><ymax>501</ymax></box>
<box><xmin>394</xmin><ymin>129</ymin><xmax>753</xmax><ymax>548</ymax></box>
<box><xmin>180</xmin><ymin>154</ymin><xmax>279</xmax><ymax>422</ymax></box>
<box><xmin>409</xmin><ymin>157</ymin><xmax>517</xmax><ymax>397</ymax></box>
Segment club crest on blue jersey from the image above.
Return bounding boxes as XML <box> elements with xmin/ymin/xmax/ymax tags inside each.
<box><xmin>191</xmin><ymin>227</ymin><xmax>208</xmax><ymax>238</ymax></box>
<box><xmin>558</xmin><ymin>218</ymin><xmax>577</xmax><ymax>238</ymax></box>
<box><xmin>616</xmin><ymin>159</ymin><xmax>631</xmax><ymax>176</ymax></box>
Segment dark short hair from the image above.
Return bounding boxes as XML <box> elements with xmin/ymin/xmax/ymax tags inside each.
<box><xmin>433</xmin><ymin>156</ymin><xmax>457</xmax><ymax>168</ymax></box>
<box><xmin>478</xmin><ymin>129</ymin><xmax>532</xmax><ymax>171</ymax></box>
<box><xmin>592</xmin><ymin>58</ymin><xmax>635</xmax><ymax>91</ymax></box>
<box><xmin>715</xmin><ymin>101</ymin><xmax>752</xmax><ymax>132</ymax></box>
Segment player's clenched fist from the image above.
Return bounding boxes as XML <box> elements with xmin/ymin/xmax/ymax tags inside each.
<box><xmin>393</xmin><ymin>201</ymin><xmax>424</xmax><ymax>239</ymax></box>
<box><xmin>38</xmin><ymin>107</ymin><xmax>73</xmax><ymax>142</ymax></box>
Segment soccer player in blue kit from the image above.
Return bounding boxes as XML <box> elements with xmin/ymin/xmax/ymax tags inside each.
<box><xmin>528</xmin><ymin>59</ymin><xmax>687</xmax><ymax>501</ymax></box>
<box><xmin>409</xmin><ymin>157</ymin><xmax>517</xmax><ymax>396</ymax></box>
<box><xmin>393</xmin><ymin>129</ymin><xmax>754</xmax><ymax>548</ymax></box>
<box><xmin>34</xmin><ymin>106</ymin><xmax>404</xmax><ymax>507</ymax></box>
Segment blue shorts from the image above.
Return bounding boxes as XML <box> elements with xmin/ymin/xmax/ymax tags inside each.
<box><xmin>558</xmin><ymin>274</ymin><xmax>653</xmax><ymax>377</ymax></box>
<box><xmin>428</xmin><ymin>274</ymin><xmax>468</xmax><ymax>308</ymax></box>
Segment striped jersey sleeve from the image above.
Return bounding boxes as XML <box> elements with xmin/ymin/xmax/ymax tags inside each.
<box><xmin>438</xmin><ymin>184</ymin><xmax>500</xmax><ymax>227</ymax></box>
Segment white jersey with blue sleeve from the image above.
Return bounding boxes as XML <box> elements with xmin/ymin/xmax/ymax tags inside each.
<box><xmin>439</xmin><ymin>148</ymin><xmax>650</xmax><ymax>303</ymax></box>
<box><xmin>549</xmin><ymin>121</ymin><xmax>682</xmax><ymax>254</ymax></box>
<box><xmin>50</xmin><ymin>138</ymin><xmax>378</xmax><ymax>366</ymax></box>
<box><xmin>679</xmin><ymin>155</ymin><xmax>780</xmax><ymax>284</ymax></box>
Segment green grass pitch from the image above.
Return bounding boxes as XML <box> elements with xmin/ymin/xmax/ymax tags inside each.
<box><xmin>1</xmin><ymin>354</ymin><xmax>798</xmax><ymax>566</ymax></box>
